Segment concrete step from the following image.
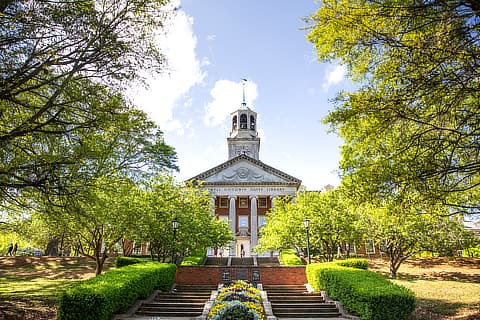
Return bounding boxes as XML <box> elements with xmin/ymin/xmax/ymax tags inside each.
<box><xmin>155</xmin><ymin>293</ymin><xmax>211</xmax><ymax>298</ymax></box>
<box><xmin>204</xmin><ymin>257</ymin><xmax>228</xmax><ymax>265</ymax></box>
<box><xmin>272</xmin><ymin>303</ymin><xmax>337</xmax><ymax>310</ymax></box>
<box><xmin>154</xmin><ymin>297</ymin><xmax>210</xmax><ymax>302</ymax></box>
<box><xmin>139</xmin><ymin>302</ymin><xmax>205</xmax><ymax>310</ymax></box>
<box><xmin>257</xmin><ymin>257</ymin><xmax>280</xmax><ymax>266</ymax></box>
<box><xmin>135</xmin><ymin>310</ymin><xmax>204</xmax><ymax>317</ymax></box>
<box><xmin>133</xmin><ymin>285</ymin><xmax>213</xmax><ymax>318</ymax></box>
<box><xmin>274</xmin><ymin>312</ymin><xmax>342</xmax><ymax>318</ymax></box>
<box><xmin>266</xmin><ymin>285</ymin><xmax>342</xmax><ymax>319</ymax></box>
<box><xmin>174</xmin><ymin>285</ymin><xmax>217</xmax><ymax>291</ymax></box>
<box><xmin>268</xmin><ymin>295</ymin><xmax>325</xmax><ymax>303</ymax></box>
<box><xmin>231</xmin><ymin>257</ymin><xmax>254</xmax><ymax>266</ymax></box>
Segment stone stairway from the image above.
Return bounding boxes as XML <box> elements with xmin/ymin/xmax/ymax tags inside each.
<box><xmin>133</xmin><ymin>284</ymin><xmax>216</xmax><ymax>318</ymax></box>
<box><xmin>264</xmin><ymin>285</ymin><xmax>343</xmax><ymax>319</ymax></box>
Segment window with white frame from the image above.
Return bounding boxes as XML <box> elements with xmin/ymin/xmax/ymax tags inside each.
<box><xmin>258</xmin><ymin>216</ymin><xmax>266</xmax><ymax>228</ymax></box>
<box><xmin>239</xmin><ymin>197</ymin><xmax>249</xmax><ymax>208</ymax></box>
<box><xmin>258</xmin><ymin>197</ymin><xmax>267</xmax><ymax>208</ymax></box>
<box><xmin>219</xmin><ymin>197</ymin><xmax>228</xmax><ymax>208</ymax></box>
<box><xmin>365</xmin><ymin>239</ymin><xmax>375</xmax><ymax>254</ymax></box>
<box><xmin>239</xmin><ymin>216</ymin><xmax>249</xmax><ymax>228</ymax></box>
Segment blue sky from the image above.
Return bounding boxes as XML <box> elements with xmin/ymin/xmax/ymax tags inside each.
<box><xmin>132</xmin><ymin>1</ymin><xmax>353</xmax><ymax>190</ymax></box>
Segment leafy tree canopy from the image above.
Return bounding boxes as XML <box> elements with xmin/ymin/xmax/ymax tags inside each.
<box><xmin>307</xmin><ymin>0</ymin><xmax>480</xmax><ymax>213</ymax></box>
<box><xmin>257</xmin><ymin>189</ymin><xmax>362</xmax><ymax>261</ymax></box>
<box><xmin>133</xmin><ymin>175</ymin><xmax>233</xmax><ymax>262</ymax></box>
<box><xmin>1</xmin><ymin>0</ymin><xmax>177</xmax><ymax>206</ymax></box>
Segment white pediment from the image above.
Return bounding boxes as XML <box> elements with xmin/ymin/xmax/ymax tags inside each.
<box><xmin>190</xmin><ymin>155</ymin><xmax>301</xmax><ymax>187</ymax></box>
<box><xmin>202</xmin><ymin>161</ymin><xmax>290</xmax><ymax>184</ymax></box>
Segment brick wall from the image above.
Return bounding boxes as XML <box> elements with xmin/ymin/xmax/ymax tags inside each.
<box><xmin>175</xmin><ymin>266</ymin><xmax>307</xmax><ymax>285</ymax></box>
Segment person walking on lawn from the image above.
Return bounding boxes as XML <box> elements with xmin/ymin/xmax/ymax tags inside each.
<box><xmin>6</xmin><ymin>243</ymin><xmax>13</xmax><ymax>256</ymax></box>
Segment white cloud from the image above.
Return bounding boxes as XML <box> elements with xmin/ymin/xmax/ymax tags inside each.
<box><xmin>207</xmin><ymin>34</ymin><xmax>216</xmax><ymax>41</ymax></box>
<box><xmin>322</xmin><ymin>64</ymin><xmax>347</xmax><ymax>90</ymax></box>
<box><xmin>203</xmin><ymin>79</ymin><xmax>258</xmax><ymax>127</ymax></box>
<box><xmin>201</xmin><ymin>57</ymin><xmax>211</xmax><ymax>66</ymax></box>
<box><xmin>131</xmin><ymin>2</ymin><xmax>205</xmax><ymax>133</ymax></box>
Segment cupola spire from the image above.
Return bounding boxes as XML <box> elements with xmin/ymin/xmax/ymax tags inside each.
<box><xmin>227</xmin><ymin>78</ymin><xmax>260</xmax><ymax>160</ymax></box>
<box><xmin>241</xmin><ymin>78</ymin><xmax>247</xmax><ymax>108</ymax></box>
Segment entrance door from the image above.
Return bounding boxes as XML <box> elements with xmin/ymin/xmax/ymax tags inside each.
<box><xmin>236</xmin><ymin>240</ymin><xmax>250</xmax><ymax>257</ymax></box>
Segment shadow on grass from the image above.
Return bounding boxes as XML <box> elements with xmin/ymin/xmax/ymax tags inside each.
<box><xmin>407</xmin><ymin>258</ymin><xmax>480</xmax><ymax>270</ymax></box>
<box><xmin>373</xmin><ymin>269</ymin><xmax>480</xmax><ymax>284</ymax></box>
<box><xmin>0</xmin><ymin>299</ymin><xmax>56</xmax><ymax>320</ymax></box>
<box><xmin>413</xmin><ymin>298</ymin><xmax>480</xmax><ymax>320</ymax></box>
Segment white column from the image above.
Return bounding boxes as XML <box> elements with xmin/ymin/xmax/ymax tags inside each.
<box><xmin>229</xmin><ymin>196</ymin><xmax>236</xmax><ymax>256</ymax></box>
<box><xmin>250</xmin><ymin>196</ymin><xmax>258</xmax><ymax>250</ymax></box>
<box><xmin>209</xmin><ymin>197</ymin><xmax>215</xmax><ymax>215</ymax></box>
<box><xmin>207</xmin><ymin>196</ymin><xmax>216</xmax><ymax>256</ymax></box>
<box><xmin>270</xmin><ymin>196</ymin><xmax>277</xmax><ymax>209</ymax></box>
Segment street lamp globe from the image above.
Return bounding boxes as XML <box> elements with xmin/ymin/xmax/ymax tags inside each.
<box><xmin>303</xmin><ymin>218</ymin><xmax>310</xmax><ymax>230</ymax></box>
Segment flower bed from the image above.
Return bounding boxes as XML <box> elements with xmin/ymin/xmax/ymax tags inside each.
<box><xmin>208</xmin><ymin>280</ymin><xmax>264</xmax><ymax>320</ymax></box>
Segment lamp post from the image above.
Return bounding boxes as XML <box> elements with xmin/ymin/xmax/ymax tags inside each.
<box><xmin>304</xmin><ymin>218</ymin><xmax>311</xmax><ymax>264</ymax></box>
<box><xmin>171</xmin><ymin>217</ymin><xmax>179</xmax><ymax>263</ymax></box>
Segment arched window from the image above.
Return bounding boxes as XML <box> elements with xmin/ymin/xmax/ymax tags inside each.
<box><xmin>232</xmin><ymin>115</ymin><xmax>237</xmax><ymax>130</ymax></box>
<box><xmin>240</xmin><ymin>114</ymin><xmax>247</xmax><ymax>129</ymax></box>
<box><xmin>250</xmin><ymin>115</ymin><xmax>255</xmax><ymax>130</ymax></box>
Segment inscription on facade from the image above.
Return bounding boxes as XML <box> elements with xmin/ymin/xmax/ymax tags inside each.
<box><xmin>207</xmin><ymin>187</ymin><xmax>286</xmax><ymax>193</ymax></box>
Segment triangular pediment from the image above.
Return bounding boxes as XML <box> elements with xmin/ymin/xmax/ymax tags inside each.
<box><xmin>189</xmin><ymin>154</ymin><xmax>301</xmax><ymax>187</ymax></box>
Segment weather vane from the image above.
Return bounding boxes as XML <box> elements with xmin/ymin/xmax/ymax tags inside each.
<box><xmin>241</xmin><ymin>78</ymin><xmax>247</xmax><ymax>107</ymax></box>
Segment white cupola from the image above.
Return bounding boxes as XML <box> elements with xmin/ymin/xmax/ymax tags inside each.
<box><xmin>227</xmin><ymin>80</ymin><xmax>261</xmax><ymax>160</ymax></box>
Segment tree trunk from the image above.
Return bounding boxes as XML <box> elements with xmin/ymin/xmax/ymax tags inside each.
<box><xmin>45</xmin><ymin>237</ymin><xmax>59</xmax><ymax>256</ymax></box>
<box><xmin>388</xmin><ymin>247</ymin><xmax>409</xmax><ymax>278</ymax></box>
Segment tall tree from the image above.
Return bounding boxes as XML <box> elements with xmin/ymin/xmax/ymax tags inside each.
<box><xmin>0</xmin><ymin>0</ymin><xmax>176</xmax><ymax>205</ymax></box>
<box><xmin>39</xmin><ymin>176</ymin><xmax>140</xmax><ymax>275</ymax></box>
<box><xmin>359</xmin><ymin>200</ymin><xmax>470</xmax><ymax>278</ymax></box>
<box><xmin>257</xmin><ymin>190</ymin><xmax>362</xmax><ymax>262</ymax></box>
<box><xmin>307</xmin><ymin>1</ymin><xmax>480</xmax><ymax>213</ymax></box>
<box><xmin>133</xmin><ymin>176</ymin><xmax>233</xmax><ymax>263</ymax></box>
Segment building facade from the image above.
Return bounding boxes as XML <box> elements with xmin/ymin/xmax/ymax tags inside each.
<box><xmin>190</xmin><ymin>98</ymin><xmax>301</xmax><ymax>257</ymax></box>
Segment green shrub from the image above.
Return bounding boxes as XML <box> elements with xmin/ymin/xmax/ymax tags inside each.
<box><xmin>181</xmin><ymin>249</ymin><xmax>207</xmax><ymax>266</ymax></box>
<box><xmin>306</xmin><ymin>263</ymin><xmax>415</xmax><ymax>320</ymax></box>
<box><xmin>279</xmin><ymin>249</ymin><xmax>304</xmax><ymax>265</ymax></box>
<box><xmin>57</xmin><ymin>262</ymin><xmax>176</xmax><ymax>320</ymax></box>
<box><xmin>334</xmin><ymin>258</ymin><xmax>369</xmax><ymax>270</ymax></box>
<box><xmin>115</xmin><ymin>256</ymin><xmax>148</xmax><ymax>268</ymax></box>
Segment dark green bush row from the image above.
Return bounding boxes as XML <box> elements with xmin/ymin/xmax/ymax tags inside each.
<box><xmin>115</xmin><ymin>256</ymin><xmax>148</xmax><ymax>268</ymax></box>
<box><xmin>280</xmin><ymin>249</ymin><xmax>304</xmax><ymax>265</ymax></box>
<box><xmin>306</xmin><ymin>263</ymin><xmax>415</xmax><ymax>320</ymax></box>
<box><xmin>334</xmin><ymin>258</ymin><xmax>369</xmax><ymax>270</ymax></box>
<box><xmin>57</xmin><ymin>262</ymin><xmax>176</xmax><ymax>320</ymax></box>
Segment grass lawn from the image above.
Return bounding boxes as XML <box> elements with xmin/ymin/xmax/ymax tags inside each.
<box><xmin>0</xmin><ymin>256</ymin><xmax>114</xmax><ymax>320</ymax></box>
<box><xmin>369</xmin><ymin>258</ymin><xmax>480</xmax><ymax>320</ymax></box>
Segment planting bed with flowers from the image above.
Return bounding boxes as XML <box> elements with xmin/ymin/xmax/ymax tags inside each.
<box><xmin>207</xmin><ymin>280</ymin><xmax>264</xmax><ymax>320</ymax></box>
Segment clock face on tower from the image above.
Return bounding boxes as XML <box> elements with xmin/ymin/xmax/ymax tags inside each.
<box><xmin>235</xmin><ymin>145</ymin><xmax>251</xmax><ymax>156</ymax></box>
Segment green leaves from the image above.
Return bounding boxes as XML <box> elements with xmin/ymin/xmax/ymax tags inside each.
<box><xmin>308</xmin><ymin>0</ymin><xmax>480</xmax><ymax>212</ymax></box>
<box><xmin>257</xmin><ymin>189</ymin><xmax>361</xmax><ymax>261</ymax></box>
<box><xmin>1</xmin><ymin>0</ymin><xmax>177</xmax><ymax>207</ymax></box>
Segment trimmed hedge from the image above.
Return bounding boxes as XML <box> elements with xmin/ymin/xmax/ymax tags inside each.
<box><xmin>306</xmin><ymin>263</ymin><xmax>415</xmax><ymax>320</ymax></box>
<box><xmin>115</xmin><ymin>256</ymin><xmax>148</xmax><ymax>268</ymax></box>
<box><xmin>57</xmin><ymin>262</ymin><xmax>176</xmax><ymax>320</ymax></box>
<box><xmin>334</xmin><ymin>258</ymin><xmax>369</xmax><ymax>270</ymax></box>
<box><xmin>279</xmin><ymin>249</ymin><xmax>304</xmax><ymax>265</ymax></box>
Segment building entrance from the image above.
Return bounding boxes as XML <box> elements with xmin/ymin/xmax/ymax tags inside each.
<box><xmin>236</xmin><ymin>240</ymin><xmax>250</xmax><ymax>257</ymax></box>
